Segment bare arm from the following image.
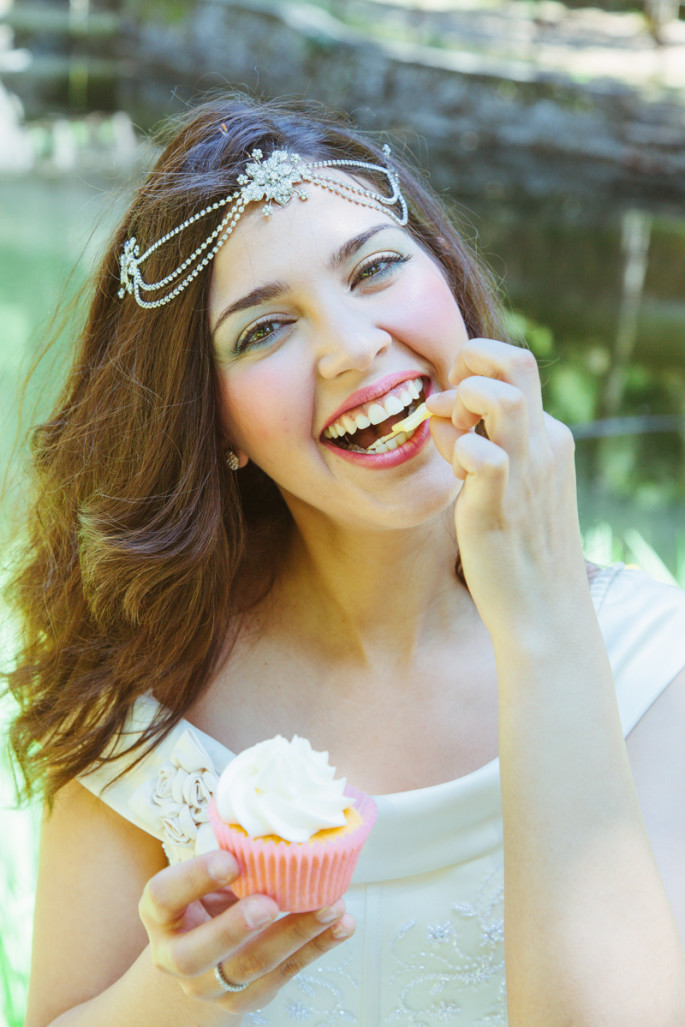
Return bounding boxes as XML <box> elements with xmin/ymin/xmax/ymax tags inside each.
<box><xmin>496</xmin><ymin>627</ymin><xmax>685</xmax><ymax>1027</ymax></box>
<box><xmin>428</xmin><ymin>337</ymin><xmax>685</xmax><ymax>1026</ymax></box>
<box><xmin>26</xmin><ymin>780</ymin><xmax>216</xmax><ymax>1027</ymax></box>
<box><xmin>26</xmin><ymin>781</ymin><xmax>353</xmax><ymax>1027</ymax></box>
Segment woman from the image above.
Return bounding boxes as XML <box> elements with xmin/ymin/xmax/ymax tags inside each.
<box><xmin>7</xmin><ymin>94</ymin><xmax>685</xmax><ymax>1026</ymax></box>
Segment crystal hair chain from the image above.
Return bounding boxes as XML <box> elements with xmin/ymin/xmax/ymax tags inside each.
<box><xmin>118</xmin><ymin>146</ymin><xmax>408</xmax><ymax>309</ymax></box>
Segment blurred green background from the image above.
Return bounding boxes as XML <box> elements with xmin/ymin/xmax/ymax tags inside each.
<box><xmin>1</xmin><ymin>0</ymin><xmax>684</xmax><ymax>1023</ymax></box>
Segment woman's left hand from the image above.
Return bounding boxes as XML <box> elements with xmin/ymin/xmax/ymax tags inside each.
<box><xmin>427</xmin><ymin>337</ymin><xmax>589</xmax><ymax>640</ymax></box>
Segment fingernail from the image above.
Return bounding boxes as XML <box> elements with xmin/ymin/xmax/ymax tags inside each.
<box><xmin>331</xmin><ymin>915</ymin><xmax>354</xmax><ymax>940</ymax></box>
<box><xmin>243</xmin><ymin>898</ymin><xmax>277</xmax><ymax>930</ymax></box>
<box><xmin>316</xmin><ymin>901</ymin><xmax>344</xmax><ymax>924</ymax></box>
<box><xmin>208</xmin><ymin>852</ymin><xmax>237</xmax><ymax>884</ymax></box>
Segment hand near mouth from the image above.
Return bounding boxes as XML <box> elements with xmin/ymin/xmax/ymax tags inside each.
<box><xmin>424</xmin><ymin>338</ymin><xmax>586</xmax><ymax>638</ymax></box>
<box><xmin>424</xmin><ymin>389</ymin><xmax>474</xmax><ymax>474</ymax></box>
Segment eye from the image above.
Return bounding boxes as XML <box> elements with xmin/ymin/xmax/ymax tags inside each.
<box><xmin>235</xmin><ymin>317</ymin><xmax>291</xmax><ymax>354</ymax></box>
<box><xmin>352</xmin><ymin>251</ymin><xmax>411</xmax><ymax>288</ymax></box>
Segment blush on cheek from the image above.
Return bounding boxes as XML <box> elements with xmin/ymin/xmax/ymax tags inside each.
<box><xmin>222</xmin><ymin>364</ymin><xmax>305</xmax><ymax>452</ymax></box>
<box><xmin>398</xmin><ymin>269</ymin><xmax>468</xmax><ymax>364</ymax></box>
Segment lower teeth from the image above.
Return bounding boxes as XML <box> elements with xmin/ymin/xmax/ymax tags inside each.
<box><xmin>347</xmin><ymin>429</ymin><xmax>412</xmax><ymax>455</ymax></box>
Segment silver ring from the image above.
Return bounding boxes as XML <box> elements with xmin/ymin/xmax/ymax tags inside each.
<box><xmin>214</xmin><ymin>962</ymin><xmax>249</xmax><ymax>993</ymax></box>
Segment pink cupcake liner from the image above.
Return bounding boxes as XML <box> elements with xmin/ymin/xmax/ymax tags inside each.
<box><xmin>208</xmin><ymin>785</ymin><xmax>377</xmax><ymax>913</ymax></box>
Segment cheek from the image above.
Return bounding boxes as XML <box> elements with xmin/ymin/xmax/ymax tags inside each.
<box><xmin>218</xmin><ymin>362</ymin><xmax>306</xmax><ymax>453</ymax></box>
<box><xmin>394</xmin><ymin>267</ymin><xmax>469</xmax><ymax>367</ymax></box>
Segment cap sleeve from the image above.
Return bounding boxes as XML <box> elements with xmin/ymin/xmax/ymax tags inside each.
<box><xmin>78</xmin><ymin>694</ymin><xmax>230</xmax><ymax>863</ymax></box>
<box><xmin>592</xmin><ymin>564</ymin><xmax>685</xmax><ymax>735</ymax></box>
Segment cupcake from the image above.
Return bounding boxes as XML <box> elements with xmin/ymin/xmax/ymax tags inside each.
<box><xmin>208</xmin><ymin>734</ymin><xmax>376</xmax><ymax>912</ymax></box>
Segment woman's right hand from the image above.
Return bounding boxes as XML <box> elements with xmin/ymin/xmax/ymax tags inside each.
<box><xmin>139</xmin><ymin>850</ymin><xmax>355</xmax><ymax>1016</ymax></box>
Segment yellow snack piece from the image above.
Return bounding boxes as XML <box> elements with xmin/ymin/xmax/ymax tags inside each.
<box><xmin>367</xmin><ymin>401</ymin><xmax>431</xmax><ymax>452</ymax></box>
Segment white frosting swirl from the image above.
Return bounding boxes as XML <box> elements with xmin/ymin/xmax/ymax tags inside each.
<box><xmin>215</xmin><ymin>735</ymin><xmax>352</xmax><ymax>843</ymax></box>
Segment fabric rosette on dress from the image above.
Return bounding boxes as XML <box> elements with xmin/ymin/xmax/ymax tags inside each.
<box><xmin>128</xmin><ymin>728</ymin><xmax>220</xmax><ymax>862</ymax></box>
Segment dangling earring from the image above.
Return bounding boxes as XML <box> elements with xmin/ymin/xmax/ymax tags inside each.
<box><xmin>225</xmin><ymin>449</ymin><xmax>240</xmax><ymax>471</ymax></box>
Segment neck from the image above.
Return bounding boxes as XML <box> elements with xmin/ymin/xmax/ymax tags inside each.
<box><xmin>270</xmin><ymin>508</ymin><xmax>474</xmax><ymax>667</ymax></box>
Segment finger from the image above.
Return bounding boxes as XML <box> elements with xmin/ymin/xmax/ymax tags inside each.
<box><xmin>140</xmin><ymin>851</ymin><xmax>240</xmax><ymax>930</ymax></box>
<box><xmin>544</xmin><ymin>411</ymin><xmax>576</xmax><ymax>461</ymax></box>
<box><xmin>453</xmin><ymin>432</ymin><xmax>509</xmax><ymax>515</ymax></box>
<box><xmin>233</xmin><ymin>911</ymin><xmax>356</xmax><ymax>1003</ymax></box>
<box><xmin>163</xmin><ymin>892</ymin><xmax>280</xmax><ymax>980</ymax></box>
<box><xmin>456</xmin><ymin>377</ymin><xmax>529</xmax><ymax>460</ymax></box>
<box><xmin>429</xmin><ymin>409</ymin><xmax>466</xmax><ymax>470</ymax></box>
<box><xmin>425</xmin><ymin>388</ymin><xmax>458</xmax><ymax>419</ymax></box>
<box><xmin>449</xmin><ymin>339</ymin><xmax>545</xmax><ymax>431</ymax></box>
<box><xmin>262</xmin><ymin>913</ymin><xmax>356</xmax><ymax>988</ymax></box>
<box><xmin>216</xmin><ymin>901</ymin><xmax>350</xmax><ymax>988</ymax></box>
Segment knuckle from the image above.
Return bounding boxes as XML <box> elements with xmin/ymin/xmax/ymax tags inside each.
<box><xmin>289</xmin><ymin>917</ymin><xmax>319</xmax><ymax>947</ymax></box>
<box><xmin>511</xmin><ymin>347</ymin><xmax>538</xmax><ymax>375</ymax></box>
<box><xmin>546</xmin><ymin>415</ymin><xmax>575</xmax><ymax>453</ymax></box>
<box><xmin>143</xmin><ymin>874</ymin><xmax>170</xmax><ymax>919</ymax></box>
<box><xmin>165</xmin><ymin>942</ymin><xmax>196</xmax><ymax>979</ymax></box>
<box><xmin>237</xmin><ymin>950</ymin><xmax>269</xmax><ymax>981</ymax></box>
<box><xmin>179</xmin><ymin>976</ymin><xmax>206</xmax><ymax>1000</ymax></box>
<box><xmin>279</xmin><ymin>952</ymin><xmax>308</xmax><ymax>980</ymax></box>
<box><xmin>558</xmin><ymin>423</ymin><xmax>576</xmax><ymax>454</ymax></box>
<box><xmin>499</xmin><ymin>388</ymin><xmax>526</xmax><ymax>416</ymax></box>
<box><xmin>138</xmin><ymin>892</ymin><xmax>151</xmax><ymax>926</ymax></box>
<box><xmin>309</xmin><ymin>930</ymin><xmax>339</xmax><ymax>958</ymax></box>
<box><xmin>150</xmin><ymin>949</ymin><xmax>170</xmax><ymax>974</ymax></box>
<box><xmin>214</xmin><ymin>916</ymin><xmax>240</xmax><ymax>953</ymax></box>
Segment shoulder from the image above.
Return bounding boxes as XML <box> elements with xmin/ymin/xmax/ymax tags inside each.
<box><xmin>588</xmin><ymin>560</ymin><xmax>685</xmax><ymax>624</ymax></box>
<box><xmin>626</xmin><ymin>665</ymin><xmax>685</xmax><ymax>940</ymax></box>
<box><xmin>27</xmin><ymin>780</ymin><xmax>167</xmax><ymax>1027</ymax></box>
<box><xmin>78</xmin><ymin>696</ymin><xmax>230</xmax><ymax>863</ymax></box>
<box><xmin>593</xmin><ymin>565</ymin><xmax>685</xmax><ymax>939</ymax></box>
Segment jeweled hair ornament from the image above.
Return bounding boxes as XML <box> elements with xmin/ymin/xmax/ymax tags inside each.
<box><xmin>118</xmin><ymin>145</ymin><xmax>408</xmax><ymax>309</ymax></box>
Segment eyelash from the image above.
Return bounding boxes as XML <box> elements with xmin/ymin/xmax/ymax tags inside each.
<box><xmin>234</xmin><ymin>251</ymin><xmax>411</xmax><ymax>353</ymax></box>
<box><xmin>235</xmin><ymin>317</ymin><xmax>290</xmax><ymax>353</ymax></box>
<box><xmin>352</xmin><ymin>251</ymin><xmax>411</xmax><ymax>287</ymax></box>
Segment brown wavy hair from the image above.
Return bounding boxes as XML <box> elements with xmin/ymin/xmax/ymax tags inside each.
<box><xmin>3</xmin><ymin>92</ymin><xmax>509</xmax><ymax>805</ymax></box>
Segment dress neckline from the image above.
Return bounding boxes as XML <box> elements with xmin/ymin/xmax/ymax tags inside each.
<box><xmin>171</xmin><ymin>564</ymin><xmax>619</xmax><ymax>802</ymax></box>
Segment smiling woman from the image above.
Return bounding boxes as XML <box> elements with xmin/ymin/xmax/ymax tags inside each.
<box><xmin>209</xmin><ymin>188</ymin><xmax>470</xmax><ymax>510</ymax></box>
<box><xmin>4</xmin><ymin>93</ymin><xmax>685</xmax><ymax>1027</ymax></box>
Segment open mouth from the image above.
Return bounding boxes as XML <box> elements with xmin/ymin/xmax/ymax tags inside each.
<box><xmin>321</xmin><ymin>377</ymin><xmax>428</xmax><ymax>455</ymax></box>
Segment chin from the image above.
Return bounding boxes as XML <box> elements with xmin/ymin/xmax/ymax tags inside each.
<box><xmin>355</xmin><ymin>478</ymin><xmax>461</xmax><ymax>534</ymax></box>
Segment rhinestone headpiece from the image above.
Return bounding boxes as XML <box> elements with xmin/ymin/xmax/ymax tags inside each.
<box><xmin>118</xmin><ymin>145</ymin><xmax>408</xmax><ymax>309</ymax></box>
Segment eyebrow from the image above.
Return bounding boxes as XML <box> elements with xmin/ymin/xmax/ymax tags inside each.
<box><xmin>210</xmin><ymin>223</ymin><xmax>397</xmax><ymax>338</ymax></box>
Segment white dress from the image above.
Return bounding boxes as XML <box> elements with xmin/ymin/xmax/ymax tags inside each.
<box><xmin>79</xmin><ymin>564</ymin><xmax>685</xmax><ymax>1026</ymax></box>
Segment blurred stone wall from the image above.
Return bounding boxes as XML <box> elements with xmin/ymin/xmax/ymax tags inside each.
<box><xmin>3</xmin><ymin>0</ymin><xmax>685</xmax><ymax>206</ymax></box>
<box><xmin>116</xmin><ymin>0</ymin><xmax>685</xmax><ymax>207</ymax></box>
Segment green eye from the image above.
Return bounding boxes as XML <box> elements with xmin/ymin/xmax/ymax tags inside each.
<box><xmin>236</xmin><ymin>318</ymin><xmax>288</xmax><ymax>354</ymax></box>
<box><xmin>354</xmin><ymin>252</ymin><xmax>410</xmax><ymax>286</ymax></box>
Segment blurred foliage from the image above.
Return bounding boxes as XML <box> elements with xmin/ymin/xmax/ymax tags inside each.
<box><xmin>121</xmin><ymin>0</ymin><xmax>198</xmax><ymax>24</ymax></box>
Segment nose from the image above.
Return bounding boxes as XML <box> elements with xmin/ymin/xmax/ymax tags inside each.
<box><xmin>315</xmin><ymin>303</ymin><xmax>392</xmax><ymax>379</ymax></box>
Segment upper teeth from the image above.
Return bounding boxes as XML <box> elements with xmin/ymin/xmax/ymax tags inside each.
<box><xmin>324</xmin><ymin>378</ymin><xmax>422</xmax><ymax>439</ymax></box>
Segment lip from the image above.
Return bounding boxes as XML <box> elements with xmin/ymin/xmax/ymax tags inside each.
<box><xmin>321</xmin><ymin>405</ymin><xmax>433</xmax><ymax>469</ymax></box>
<box><xmin>321</xmin><ymin>371</ymin><xmax>428</xmax><ymax>434</ymax></box>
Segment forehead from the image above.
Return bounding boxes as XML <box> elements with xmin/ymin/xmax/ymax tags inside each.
<box><xmin>208</xmin><ymin>179</ymin><xmax>407</xmax><ymax>303</ymax></box>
